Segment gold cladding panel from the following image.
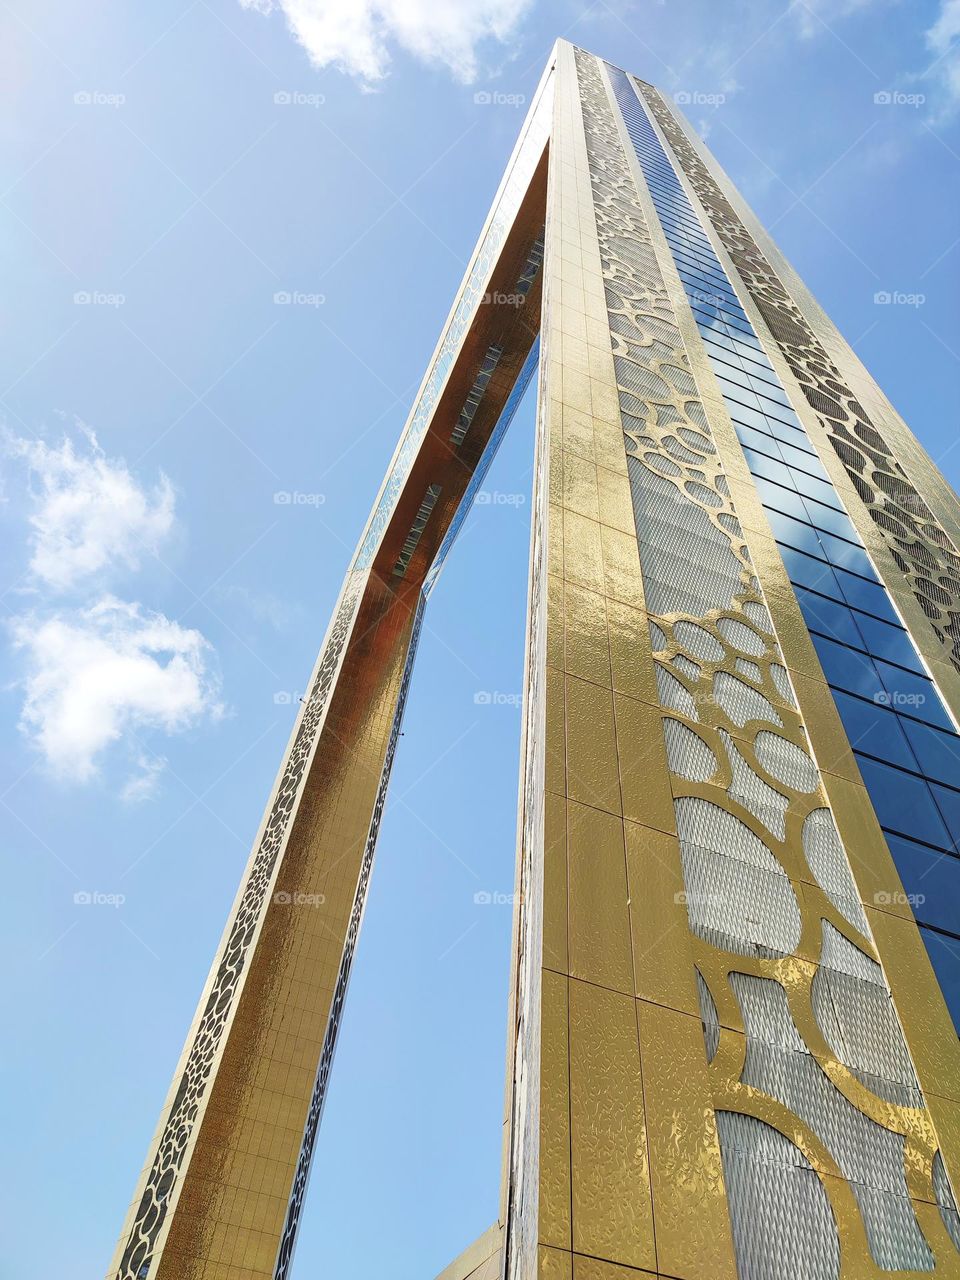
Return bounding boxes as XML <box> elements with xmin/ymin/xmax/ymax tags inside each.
<box><xmin>568</xmin><ymin>978</ymin><xmax>655</xmax><ymax>1271</ymax></box>
<box><xmin>636</xmin><ymin>1002</ymin><xmax>737</xmax><ymax>1280</ymax></box>
<box><xmin>539</xmin><ymin>969</ymin><xmax>572</xmax><ymax>1250</ymax></box>
<box><xmin>529</xmin><ymin>42</ymin><xmax>738</xmax><ymax>1280</ymax></box>
<box><xmin>623</xmin><ymin>822</ymin><xmax>699</xmax><ymax>1015</ymax></box>
<box><xmin>566</xmin><ymin>800</ymin><xmax>633</xmax><ymax>993</ymax></box>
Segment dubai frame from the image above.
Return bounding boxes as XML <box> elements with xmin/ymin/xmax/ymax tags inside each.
<box><xmin>111</xmin><ymin>41</ymin><xmax>960</xmax><ymax>1280</ymax></box>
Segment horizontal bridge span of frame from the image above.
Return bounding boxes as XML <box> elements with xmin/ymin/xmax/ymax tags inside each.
<box><xmin>108</xmin><ymin>57</ymin><xmax>554</xmax><ymax>1280</ymax></box>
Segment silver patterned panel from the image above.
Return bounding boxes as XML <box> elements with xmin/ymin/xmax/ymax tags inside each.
<box><xmin>716</xmin><ymin>1110</ymin><xmax>840</xmax><ymax>1280</ymax></box>
<box><xmin>934</xmin><ymin>1151</ymin><xmax>960</xmax><ymax>1253</ymax></box>
<box><xmin>733</xmin><ymin>972</ymin><xmax>934</xmax><ymax>1270</ymax></box>
<box><xmin>584</xmin><ymin>47</ymin><xmax>945</xmax><ymax>1277</ymax></box>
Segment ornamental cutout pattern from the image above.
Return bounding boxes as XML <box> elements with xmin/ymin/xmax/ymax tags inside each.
<box><xmin>635</xmin><ymin>78</ymin><xmax>960</xmax><ymax>676</ymax></box>
<box><xmin>576</xmin><ymin>46</ymin><xmax>960</xmax><ymax>1276</ymax></box>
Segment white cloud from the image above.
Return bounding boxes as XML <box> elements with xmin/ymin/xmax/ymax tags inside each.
<box><xmin>240</xmin><ymin>0</ymin><xmax>534</xmax><ymax>83</ymax></box>
<box><xmin>121</xmin><ymin>753</ymin><xmax>168</xmax><ymax>804</ymax></box>
<box><xmin>925</xmin><ymin>0</ymin><xmax>960</xmax><ymax>118</ymax></box>
<box><xmin>214</xmin><ymin>582</ymin><xmax>299</xmax><ymax>629</ymax></box>
<box><xmin>7</xmin><ymin>426</ymin><xmax>174</xmax><ymax>592</ymax></box>
<box><xmin>12</xmin><ymin>597</ymin><xmax>221</xmax><ymax>781</ymax></box>
<box><xmin>789</xmin><ymin>0</ymin><xmax>893</xmax><ymax>39</ymax></box>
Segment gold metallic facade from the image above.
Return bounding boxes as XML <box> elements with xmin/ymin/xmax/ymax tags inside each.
<box><xmin>110</xmin><ymin>40</ymin><xmax>960</xmax><ymax>1280</ymax></box>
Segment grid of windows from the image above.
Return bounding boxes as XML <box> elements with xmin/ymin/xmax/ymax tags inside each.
<box><xmin>607</xmin><ymin>63</ymin><xmax>960</xmax><ymax>1030</ymax></box>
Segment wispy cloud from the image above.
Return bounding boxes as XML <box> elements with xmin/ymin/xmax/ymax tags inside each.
<box><xmin>12</xmin><ymin>598</ymin><xmax>221</xmax><ymax>783</ymax></box>
<box><xmin>925</xmin><ymin>0</ymin><xmax>960</xmax><ymax>119</ymax></box>
<box><xmin>7</xmin><ymin>425</ymin><xmax>174</xmax><ymax>592</ymax></box>
<box><xmin>788</xmin><ymin>0</ymin><xmax>895</xmax><ymax>40</ymax></box>
<box><xmin>214</xmin><ymin>582</ymin><xmax>300</xmax><ymax>630</ymax></box>
<box><xmin>121</xmin><ymin>753</ymin><xmax>168</xmax><ymax>804</ymax></box>
<box><xmin>239</xmin><ymin>0</ymin><xmax>534</xmax><ymax>84</ymax></box>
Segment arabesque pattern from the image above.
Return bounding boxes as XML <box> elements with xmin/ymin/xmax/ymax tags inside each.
<box><xmin>635</xmin><ymin>78</ymin><xmax>960</xmax><ymax>675</ymax></box>
<box><xmin>575</xmin><ymin>46</ymin><xmax>960</xmax><ymax>1276</ymax></box>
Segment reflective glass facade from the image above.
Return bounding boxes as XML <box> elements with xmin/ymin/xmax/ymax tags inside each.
<box><xmin>607</xmin><ymin>63</ymin><xmax>960</xmax><ymax>1031</ymax></box>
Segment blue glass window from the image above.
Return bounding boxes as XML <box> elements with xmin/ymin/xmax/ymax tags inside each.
<box><xmin>790</xmin><ymin>467</ymin><xmax>844</xmax><ymax>510</ymax></box>
<box><xmin>742</xmin><ymin>448</ymin><xmax>803</xmax><ymax>494</ymax></box>
<box><xmin>811</xmin><ymin>633</ymin><xmax>886</xmax><ymax>701</ymax></box>
<box><xmin>795</xmin><ymin>589</ymin><xmax>866</xmax><ymax>648</ymax></box>
<box><xmin>767</xmin><ymin>509</ymin><xmax>832</xmax><ymax>560</ymax></box>
<box><xmin>817</xmin><ymin>532</ymin><xmax>874</xmax><ymax>578</ymax></box>
<box><xmin>831</xmin><ymin>691</ymin><xmax>918</xmax><ymax>770</ymax></box>
<box><xmin>930</xmin><ymin>783</ymin><xmax>960</xmax><ymax>851</ymax></box>
<box><xmin>856</xmin><ymin>757</ymin><xmax>951</xmax><ymax>848</ymax></box>
<box><xmin>902</xmin><ymin>719</ymin><xmax>960</xmax><ymax>789</ymax></box>
<box><xmin>798</xmin><ymin>494</ymin><xmax>859</xmax><ymax>541</ymax></box>
<box><xmin>885</xmin><ymin>835</ymin><xmax>960</xmax><ymax>934</ymax></box>
<box><xmin>777</xmin><ymin>545</ymin><xmax>844</xmax><ymax>598</ymax></box>
<box><xmin>832</xmin><ymin>568</ymin><xmax>899</xmax><ymax>622</ymax></box>
<box><xmin>608</xmin><ymin>61</ymin><xmax>960</xmax><ymax>1030</ymax></box>
<box><xmin>920</xmin><ymin>928</ymin><xmax>960</xmax><ymax>1028</ymax></box>
<box><xmin>871</xmin><ymin>660</ymin><xmax>949</xmax><ymax>730</ymax></box>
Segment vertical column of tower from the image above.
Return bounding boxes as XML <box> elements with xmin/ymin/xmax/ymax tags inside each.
<box><xmin>626</xmin><ymin>84</ymin><xmax>960</xmax><ymax>1056</ymax></box>
<box><xmin>109</xmin><ymin>57</ymin><xmax>554</xmax><ymax>1278</ymax></box>
<box><xmin>633</xmin><ymin>80</ymin><xmax>960</xmax><ymax>702</ymax></box>
<box><xmin>504</xmin><ymin>41</ymin><xmax>737</xmax><ymax>1280</ymax></box>
<box><xmin>576</xmin><ymin>51</ymin><xmax>960</xmax><ymax>1277</ymax></box>
<box><xmin>627</xmin><ymin>63</ymin><xmax>960</xmax><ymax>1165</ymax></box>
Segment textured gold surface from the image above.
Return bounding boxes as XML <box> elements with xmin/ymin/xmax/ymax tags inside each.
<box><xmin>623</xmin><ymin>823</ymin><xmax>699</xmax><ymax>1015</ymax></box>
<box><xmin>542</xmin><ymin>790</ymin><xmax>568</xmax><ymax>973</ymax></box>
<box><xmin>155</xmin><ymin>600</ymin><xmax>416</xmax><ymax>1280</ymax></box>
<box><xmin>613</xmin><ymin>693</ymin><xmax>676</xmax><ymax>834</ymax></box>
<box><xmin>538</xmin><ymin>1246</ymin><xmax>573</xmax><ymax>1280</ymax></box>
<box><xmin>431</xmin><ymin>1222</ymin><xmax>502</xmax><ymax>1280</ymax></box>
<box><xmin>637</xmin><ymin>1002</ymin><xmax>737</xmax><ymax>1280</ymax></box>
<box><xmin>525</xmin><ymin>41</ymin><xmax>726</xmax><ymax>1280</ymax></box>
<box><xmin>573</xmin><ymin>1258</ymin><xmax>658</xmax><ymax>1278</ymax></box>
<box><xmin>605</xmin><ymin>598</ymin><xmax>658</xmax><ymax>704</ymax></box>
<box><xmin>566</xmin><ymin>800</ymin><xmax>633</xmax><ymax>992</ymax></box>
<box><xmin>564</xmin><ymin>675</ymin><xmax>622</xmax><ymax>815</ymax></box>
<box><xmin>568</xmin><ymin>979</ymin><xmax>655</xmax><ymax>1270</ymax></box>
<box><xmin>539</xmin><ymin>969</ymin><xmax>572</xmax><ymax>1250</ymax></box>
<box><xmin>590</xmin><ymin>47</ymin><xmax>960</xmax><ymax>1276</ymax></box>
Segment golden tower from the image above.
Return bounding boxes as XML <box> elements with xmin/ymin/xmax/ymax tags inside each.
<box><xmin>110</xmin><ymin>42</ymin><xmax>960</xmax><ymax>1280</ymax></box>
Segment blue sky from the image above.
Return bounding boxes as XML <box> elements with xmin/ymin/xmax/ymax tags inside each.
<box><xmin>2</xmin><ymin>1</ymin><xmax>960</xmax><ymax>1277</ymax></box>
